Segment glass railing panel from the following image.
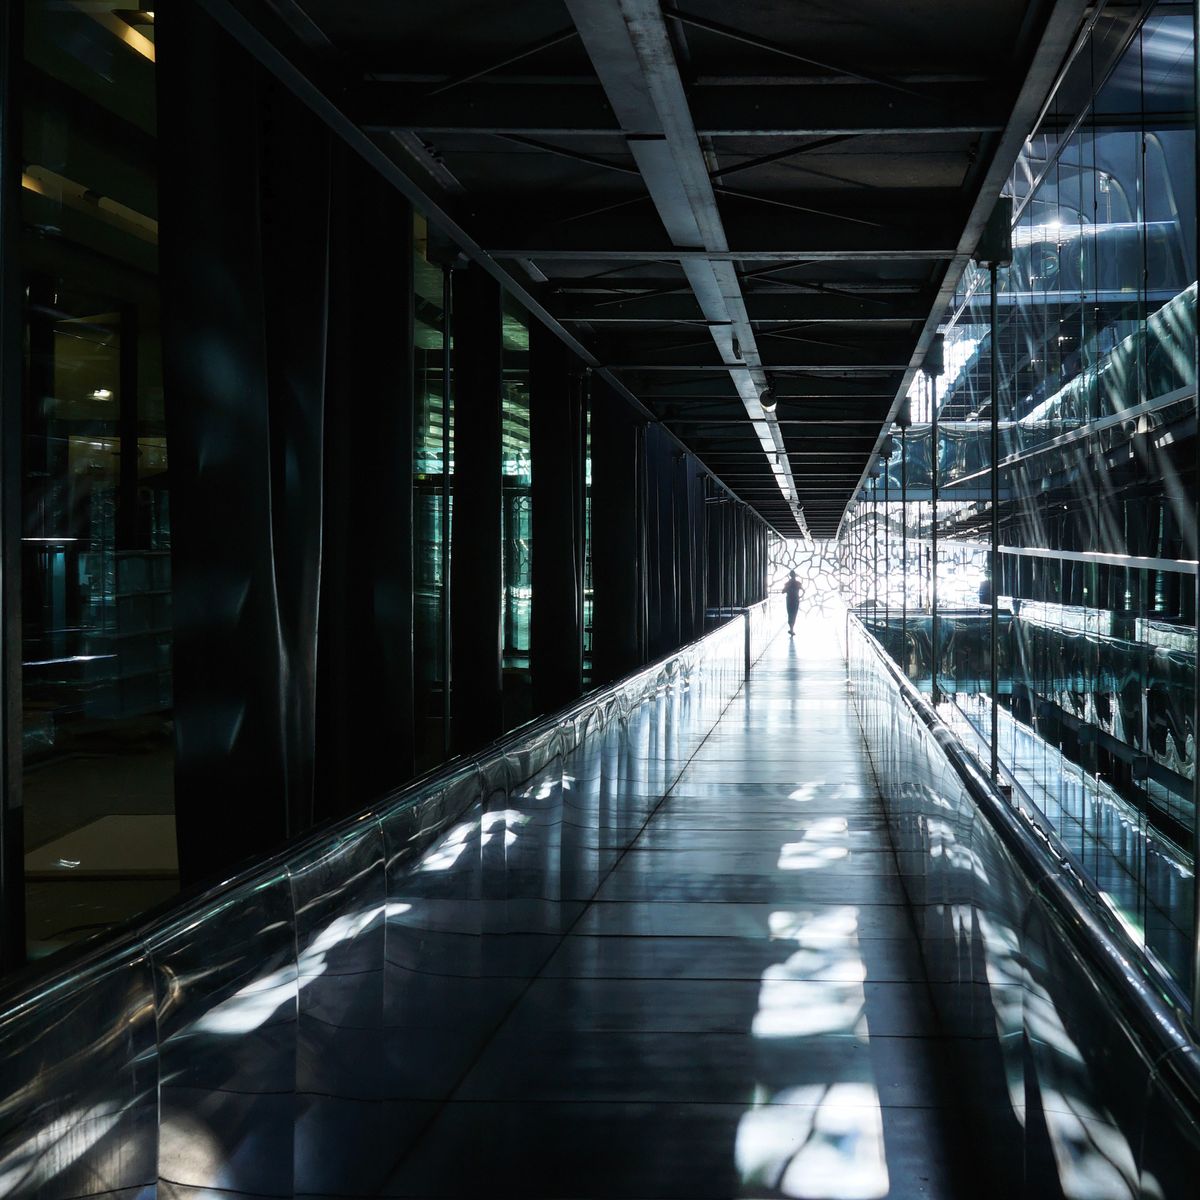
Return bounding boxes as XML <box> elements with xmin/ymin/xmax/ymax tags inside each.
<box><xmin>847</xmin><ymin>613</ymin><xmax>1200</xmax><ymax>1196</ymax></box>
<box><xmin>0</xmin><ymin>604</ymin><xmax>770</xmax><ymax>1195</ymax></box>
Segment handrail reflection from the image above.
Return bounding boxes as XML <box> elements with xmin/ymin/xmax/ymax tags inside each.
<box><xmin>844</xmin><ymin>614</ymin><xmax>1200</xmax><ymax>1195</ymax></box>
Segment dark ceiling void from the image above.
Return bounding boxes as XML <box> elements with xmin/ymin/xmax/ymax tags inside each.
<box><xmin>211</xmin><ymin>0</ymin><xmax>1091</xmax><ymax>536</ymax></box>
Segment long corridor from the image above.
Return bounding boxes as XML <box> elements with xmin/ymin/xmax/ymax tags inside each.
<box><xmin>386</xmin><ymin>620</ymin><xmax>963</xmax><ymax>1199</ymax></box>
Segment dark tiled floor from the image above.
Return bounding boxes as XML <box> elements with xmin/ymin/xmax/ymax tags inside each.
<box><xmin>383</xmin><ymin>620</ymin><xmax>963</xmax><ymax>1198</ymax></box>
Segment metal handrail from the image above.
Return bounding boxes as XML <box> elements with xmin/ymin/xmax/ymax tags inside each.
<box><xmin>0</xmin><ymin>600</ymin><xmax>772</xmax><ymax>1015</ymax></box>
<box><xmin>847</xmin><ymin>610</ymin><xmax>1200</xmax><ymax>1100</ymax></box>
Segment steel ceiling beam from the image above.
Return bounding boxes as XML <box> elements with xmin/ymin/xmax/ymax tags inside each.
<box><xmin>186</xmin><ymin>0</ymin><xmax>788</xmax><ymax>535</ymax></box>
<box><xmin>478</xmin><ymin>193</ymin><xmax>962</xmax><ymax>256</ymax></box>
<box><xmin>665</xmin><ymin>418</ymin><xmax>884</xmax><ymax>426</ymax></box>
<box><xmin>555</xmin><ymin>291</ymin><xmax>930</xmax><ymax>323</ymax></box>
<box><xmin>616</xmin><ymin>362</ymin><xmax>907</xmax><ymax>374</ymax></box>
<box><xmin>425</xmin><ymin>27</ymin><xmax>580</xmax><ymax>97</ymax></box>
<box><xmin>491</xmin><ymin>245</ymin><xmax>956</xmax><ymax>262</ymax></box>
<box><xmin>353</xmin><ymin>80</ymin><xmax>1008</xmax><ymax>137</ymax></box>
<box><xmin>489</xmin><ymin>135</ymin><xmax>880</xmax><ymax>227</ymax></box>
<box><xmin>565</xmin><ymin>0</ymin><xmax>807</xmax><ymax>532</ymax></box>
<box><xmin>635</xmin><ymin>378</ymin><xmax>898</xmax><ymax>399</ymax></box>
<box><xmin>608</xmin><ymin>340</ymin><xmax>915</xmax><ymax>369</ymax></box>
<box><xmin>660</xmin><ymin>6</ymin><xmax>929</xmax><ymax>98</ymax></box>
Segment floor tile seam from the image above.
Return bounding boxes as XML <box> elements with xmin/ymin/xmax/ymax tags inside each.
<box><xmin>569</xmin><ymin>931</ymin><xmax>922</xmax><ymax>940</ymax></box>
<box><xmin>299</xmin><ymin>1024</ymin><xmax>979</xmax><ymax>1040</ymax></box>
<box><xmin>588</xmin><ymin>896</ymin><xmax>911</xmax><ymax>906</ymax></box>
<box><xmin>635</xmin><ymin>824</ymin><xmax>892</xmax><ymax>831</ymax></box>
<box><xmin>581</xmin><ymin>897</ymin><xmax>912</xmax><ymax>906</ymax></box>
<box><xmin>470</xmin><ymin>1026</ymin><xmax>956</xmax><ymax>1039</ymax></box>
<box><xmin>596</xmin><ymin>880</ymin><xmax>905</xmax><ymax>888</ymax></box>
<box><xmin>658</xmin><ymin>787</ymin><xmax>875</xmax><ymax>792</ymax></box>
<box><xmin>435</xmin><ymin>1097</ymin><xmax>953</xmax><ymax>1110</ymax></box>
<box><xmin>518</xmin><ymin>976</ymin><xmax>940</xmax><ymax>986</ymax></box>
<box><xmin>478</xmin><ymin>1028</ymin><xmax>961</xmax><ymax>1040</ymax></box>
<box><xmin>288</xmin><ymin>969</ymin><xmax>943</xmax><ymax>984</ymax></box>
<box><xmin>550</xmin><ymin>932</ymin><xmax>906</xmax><ymax>944</ymax></box>
<box><xmin>601</xmin><ymin>859</ymin><xmax>903</xmax><ymax>870</ymax></box>
<box><xmin>615</xmin><ymin>849</ymin><xmax>899</xmax><ymax>856</ymax></box>
<box><xmin>668</xmin><ymin>775</ymin><xmax>873</xmax><ymax>781</ymax></box>
<box><xmin>513</xmin><ymin>975</ymin><xmax>938</xmax><ymax>985</ymax></box>
<box><xmin>596</xmin><ymin>878</ymin><xmax>907</xmax><ymax>886</ymax></box>
<box><xmin>671</xmin><ymin>767</ymin><xmax>869</xmax><ymax>773</ymax></box>
<box><xmin>654</xmin><ymin>801</ymin><xmax>880</xmax><ymax>807</ymax></box>
<box><xmin>610</xmin><ymin>856</ymin><xmax>898</xmax><ymax>863</ymax></box>
<box><xmin>681</xmin><ymin>753</ymin><xmax>878</xmax><ymax>763</ymax></box>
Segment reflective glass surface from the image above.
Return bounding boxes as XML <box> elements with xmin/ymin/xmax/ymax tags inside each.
<box><xmin>21</xmin><ymin>0</ymin><xmax>176</xmax><ymax>956</ymax></box>
<box><xmin>414</xmin><ymin>213</ymin><xmax>452</xmax><ymax>769</ymax></box>
<box><xmin>846</xmin><ymin>2</ymin><xmax>1197</xmax><ymax>1000</ymax></box>
<box><xmin>846</xmin><ymin>613</ymin><xmax>1200</xmax><ymax>1199</ymax></box>
<box><xmin>502</xmin><ymin>296</ymin><xmax>532</xmax><ymax>724</ymax></box>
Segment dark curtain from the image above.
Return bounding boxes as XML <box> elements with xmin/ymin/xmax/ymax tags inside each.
<box><xmin>644</xmin><ymin>424</ymin><xmax>666</xmax><ymax>659</ymax></box>
<box><xmin>652</xmin><ymin>429</ymin><xmax>680</xmax><ymax>656</ymax></box>
<box><xmin>315</xmin><ymin>146</ymin><xmax>416</xmax><ymax>818</ymax></box>
<box><xmin>674</xmin><ymin>455</ymin><xmax>696</xmax><ymax>643</ymax></box>
<box><xmin>706</xmin><ymin>494</ymin><xmax>724</xmax><ymax>610</ymax></box>
<box><xmin>732</xmin><ymin>505</ymin><xmax>743</xmax><ymax>607</ymax></box>
<box><xmin>686</xmin><ymin>457</ymin><xmax>708</xmax><ymax>637</ymax></box>
<box><xmin>159</xmin><ymin>8</ymin><xmax>330</xmax><ymax>880</ymax></box>
<box><xmin>531</xmin><ymin>321</ymin><xmax>584</xmax><ymax>714</ymax></box>
<box><xmin>591</xmin><ymin>380</ymin><xmax>644</xmax><ymax>684</ymax></box>
<box><xmin>159</xmin><ymin>6</ymin><xmax>416</xmax><ymax>879</ymax></box>
<box><xmin>451</xmin><ymin>265</ymin><xmax>504</xmax><ymax>751</ymax></box>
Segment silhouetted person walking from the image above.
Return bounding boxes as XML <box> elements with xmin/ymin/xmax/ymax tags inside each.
<box><xmin>783</xmin><ymin>571</ymin><xmax>802</xmax><ymax>636</ymax></box>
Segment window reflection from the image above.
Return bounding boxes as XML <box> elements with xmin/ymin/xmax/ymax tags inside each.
<box><xmin>502</xmin><ymin>297</ymin><xmax>532</xmax><ymax>726</ymax></box>
<box><xmin>414</xmin><ymin>213</ymin><xmax>452</xmax><ymax>769</ymax></box>
<box><xmin>21</xmin><ymin>0</ymin><xmax>176</xmax><ymax>956</ymax></box>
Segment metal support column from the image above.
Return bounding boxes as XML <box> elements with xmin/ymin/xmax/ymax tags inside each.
<box><xmin>1191</xmin><ymin>0</ymin><xmax>1200</xmax><ymax>1022</ymax></box>
<box><xmin>531</xmin><ymin>319</ymin><xmax>584</xmax><ymax>714</ymax></box>
<box><xmin>884</xmin><ymin>446</ymin><xmax>890</xmax><ymax>632</ymax></box>
<box><xmin>930</xmin><ymin>369</ymin><xmax>940</xmax><ymax>706</ymax></box>
<box><xmin>0</xmin><ymin>0</ymin><xmax>23</xmax><ymax>968</ymax></box>
<box><xmin>974</xmin><ymin>199</ymin><xmax>1010</xmax><ymax>785</ymax></box>
<box><xmin>989</xmin><ymin>263</ymin><xmax>1000</xmax><ymax>781</ymax></box>
<box><xmin>450</xmin><ymin>263</ymin><xmax>505</xmax><ymax>753</ymax></box>
<box><xmin>900</xmin><ymin>421</ymin><xmax>908</xmax><ymax>660</ymax></box>
<box><xmin>117</xmin><ymin>304</ymin><xmax>140</xmax><ymax>552</ymax></box>
<box><xmin>872</xmin><ymin>476</ymin><xmax>878</xmax><ymax>624</ymax></box>
<box><xmin>441</xmin><ymin>264</ymin><xmax>453</xmax><ymax>759</ymax></box>
<box><xmin>926</xmin><ymin>334</ymin><xmax>944</xmax><ymax>706</ymax></box>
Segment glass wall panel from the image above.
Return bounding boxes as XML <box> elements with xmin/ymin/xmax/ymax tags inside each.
<box><xmin>413</xmin><ymin>213</ymin><xmax>452</xmax><ymax>770</ymax></box>
<box><xmin>21</xmin><ymin>0</ymin><xmax>175</xmax><ymax>956</ymax></box>
<box><xmin>846</xmin><ymin>2</ymin><xmax>1197</xmax><ymax>1003</ymax></box>
<box><xmin>501</xmin><ymin>297</ymin><xmax>532</xmax><ymax>726</ymax></box>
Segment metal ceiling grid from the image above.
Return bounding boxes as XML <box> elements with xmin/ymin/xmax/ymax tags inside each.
<box><xmin>206</xmin><ymin>0</ymin><xmax>1091</xmax><ymax>536</ymax></box>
